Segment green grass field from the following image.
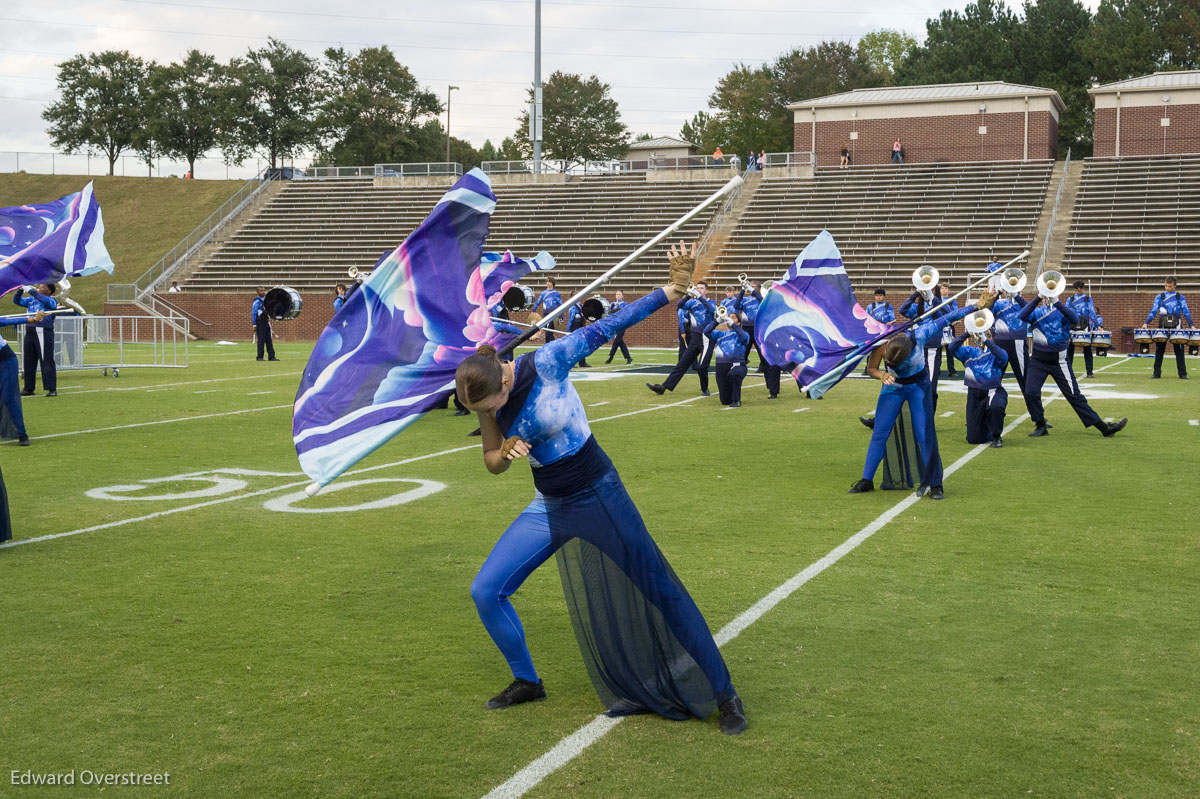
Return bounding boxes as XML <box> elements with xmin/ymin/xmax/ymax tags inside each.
<box><xmin>0</xmin><ymin>175</ymin><xmax>243</xmax><ymax>312</ymax></box>
<box><xmin>2</xmin><ymin>344</ymin><xmax>1197</xmax><ymax>798</ymax></box>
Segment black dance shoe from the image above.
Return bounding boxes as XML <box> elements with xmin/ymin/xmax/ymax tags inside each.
<box><xmin>767</xmin><ymin>393</ymin><xmax>778</xmax><ymax>399</ymax></box>
<box><xmin>646</xmin><ymin>383</ymin><xmax>666</xmax><ymax>395</ymax></box>
<box><xmin>1028</xmin><ymin>423</ymin><xmax>1049</xmax><ymax>437</ymax></box>
<box><xmin>730</xmin><ymin>401</ymin><xmax>741</xmax><ymax>407</ymax></box>
<box><xmin>990</xmin><ymin>436</ymin><xmax>1003</xmax><ymax>448</ymax></box>
<box><xmin>18</xmin><ymin>434</ymin><xmax>29</xmax><ymax>446</ymax></box>
<box><xmin>718</xmin><ymin>695</ymin><xmax>748</xmax><ymax>735</ymax></box>
<box><xmin>19</xmin><ymin>390</ymin><xmax>33</xmax><ymax>396</ymax></box>
<box><xmin>45</xmin><ymin>390</ymin><xmax>57</xmax><ymax>397</ymax></box>
<box><xmin>269</xmin><ymin>357</ymin><xmax>280</xmax><ymax>362</ymax></box>
<box><xmin>454</xmin><ymin>408</ymin><xmax>470</xmax><ymax>416</ymax></box>
<box><xmin>604</xmin><ymin>357</ymin><xmax>613</xmax><ymax>364</ymax></box>
<box><xmin>467</xmin><ymin>427</ymin><xmax>481</xmax><ymax>437</ymax></box>
<box><xmin>1101</xmin><ymin>418</ymin><xmax>1127</xmax><ymax>437</ymax></box>
<box><xmin>848</xmin><ymin>478</ymin><xmax>874</xmax><ymax>494</ymax></box>
<box><xmin>929</xmin><ymin>485</ymin><xmax>945</xmax><ymax>500</ymax></box>
<box><xmin>485</xmin><ymin>678</ymin><xmax>547</xmax><ymax>710</ymax></box>
<box><xmin>625</xmin><ymin>358</ymin><xmax>633</xmax><ymax>364</ymax></box>
<box><xmin>579</xmin><ymin>360</ymin><xmax>591</xmax><ymax>368</ymax></box>
<box><xmin>859</xmin><ymin>415</ymin><xmax>875</xmax><ymax>430</ymax></box>
<box><xmin>1086</xmin><ymin>372</ymin><xmax>1095</xmax><ymax>378</ymax></box>
<box><xmin>1181</xmin><ymin>374</ymin><xmax>1190</xmax><ymax>380</ymax></box>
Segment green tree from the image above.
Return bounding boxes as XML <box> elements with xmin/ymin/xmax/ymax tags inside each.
<box><xmin>1017</xmin><ymin>0</ymin><xmax>1094</xmax><ymax>155</ymax></box>
<box><xmin>858</xmin><ymin>30</ymin><xmax>918</xmax><ymax>83</ymax></box>
<box><xmin>144</xmin><ymin>50</ymin><xmax>230</xmax><ymax>178</ymax></box>
<box><xmin>315</xmin><ymin>45</ymin><xmax>440</xmax><ymax>166</ymax></box>
<box><xmin>514</xmin><ymin>71</ymin><xmax>629</xmax><ymax>167</ymax></box>
<box><xmin>1080</xmin><ymin>0</ymin><xmax>1200</xmax><ymax>81</ymax></box>
<box><xmin>679</xmin><ymin>110</ymin><xmax>725</xmax><ymax>154</ymax></box>
<box><xmin>42</xmin><ymin>50</ymin><xmax>149</xmax><ymax>176</ymax></box>
<box><xmin>707</xmin><ymin>64</ymin><xmax>787</xmax><ymax>157</ymax></box>
<box><xmin>896</xmin><ymin>0</ymin><xmax>1022</xmax><ymax>85</ymax></box>
<box><xmin>225</xmin><ymin>38</ymin><xmax>319</xmax><ymax>171</ymax></box>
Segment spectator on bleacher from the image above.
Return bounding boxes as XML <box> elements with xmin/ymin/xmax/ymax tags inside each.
<box><xmin>1146</xmin><ymin>276</ymin><xmax>1191</xmax><ymax>379</ymax></box>
<box><xmin>757</xmin><ymin>150</ymin><xmax>766</xmax><ymax>170</ymax></box>
<box><xmin>840</xmin><ymin>145</ymin><xmax>850</xmax><ymax>168</ymax></box>
<box><xmin>531</xmin><ymin>277</ymin><xmax>563</xmax><ymax>344</ymax></box>
<box><xmin>745</xmin><ymin>151</ymin><xmax>756</xmax><ymax>170</ymax></box>
<box><xmin>712</xmin><ymin>147</ymin><xmax>724</xmax><ymax>165</ymax></box>
<box><xmin>168</xmin><ymin>281</ymin><xmax>181</xmax><ymax>293</ymax></box>
<box><xmin>333</xmin><ymin>283</ymin><xmax>347</xmax><ymax>313</ymax></box>
<box><xmin>892</xmin><ymin>139</ymin><xmax>903</xmax><ymax>164</ymax></box>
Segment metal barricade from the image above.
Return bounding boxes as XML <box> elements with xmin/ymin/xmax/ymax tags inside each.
<box><xmin>15</xmin><ymin>315</ymin><xmax>189</xmax><ymax>378</ymax></box>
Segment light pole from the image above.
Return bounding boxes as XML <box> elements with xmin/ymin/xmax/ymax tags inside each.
<box><xmin>446</xmin><ymin>85</ymin><xmax>459</xmax><ymax>164</ymax></box>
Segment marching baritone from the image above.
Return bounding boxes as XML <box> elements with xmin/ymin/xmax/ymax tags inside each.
<box><xmin>1146</xmin><ymin>276</ymin><xmax>1191</xmax><ymax>379</ymax></box>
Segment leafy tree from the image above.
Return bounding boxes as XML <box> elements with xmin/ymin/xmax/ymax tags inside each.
<box><xmin>771</xmin><ymin>41</ymin><xmax>887</xmax><ymax>125</ymax></box>
<box><xmin>225</xmin><ymin>38</ymin><xmax>319</xmax><ymax>171</ymax></box>
<box><xmin>1017</xmin><ymin>0</ymin><xmax>1094</xmax><ymax>155</ymax></box>
<box><xmin>514</xmin><ymin>71</ymin><xmax>629</xmax><ymax>167</ymax></box>
<box><xmin>498</xmin><ymin>137</ymin><xmax>523</xmax><ymax>160</ymax></box>
<box><xmin>858</xmin><ymin>30</ymin><xmax>919</xmax><ymax>83</ymax></box>
<box><xmin>680</xmin><ymin>110</ymin><xmax>725</xmax><ymax>153</ymax></box>
<box><xmin>707</xmin><ymin>64</ymin><xmax>788</xmax><ymax>157</ymax></box>
<box><xmin>315</xmin><ymin>45</ymin><xmax>440</xmax><ymax>166</ymax></box>
<box><xmin>144</xmin><ymin>50</ymin><xmax>229</xmax><ymax>178</ymax></box>
<box><xmin>1080</xmin><ymin>0</ymin><xmax>1200</xmax><ymax>80</ymax></box>
<box><xmin>42</xmin><ymin>50</ymin><xmax>149</xmax><ymax>176</ymax></box>
<box><xmin>895</xmin><ymin>0</ymin><xmax>1022</xmax><ymax>85</ymax></box>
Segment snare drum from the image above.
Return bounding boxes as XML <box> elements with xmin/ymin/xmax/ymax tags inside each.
<box><xmin>1190</xmin><ymin>329</ymin><xmax>1200</xmax><ymax>344</ymax></box>
<box><xmin>1134</xmin><ymin>327</ymin><xmax>1153</xmax><ymax>343</ymax></box>
<box><xmin>264</xmin><ymin>286</ymin><xmax>302</xmax><ymax>320</ymax></box>
<box><xmin>1091</xmin><ymin>330</ymin><xmax>1111</xmax><ymax>350</ymax></box>
<box><xmin>1169</xmin><ymin>329</ymin><xmax>1191</xmax><ymax>345</ymax></box>
<box><xmin>1152</xmin><ymin>328</ymin><xmax>1170</xmax><ymax>343</ymax></box>
<box><xmin>1070</xmin><ymin>330</ymin><xmax>1092</xmax><ymax>347</ymax></box>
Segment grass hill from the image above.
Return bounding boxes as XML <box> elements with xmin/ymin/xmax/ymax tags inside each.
<box><xmin>0</xmin><ymin>174</ymin><xmax>243</xmax><ymax>313</ymax></box>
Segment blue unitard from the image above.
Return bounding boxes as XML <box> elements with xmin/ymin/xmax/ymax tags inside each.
<box><xmin>862</xmin><ymin>304</ymin><xmax>974</xmax><ymax>491</ymax></box>
<box><xmin>472</xmin><ymin>288</ymin><xmax>735</xmax><ymax>720</ymax></box>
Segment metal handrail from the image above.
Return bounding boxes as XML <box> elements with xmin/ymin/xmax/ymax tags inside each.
<box><xmin>107</xmin><ymin>175</ymin><xmax>275</xmax><ymax>302</ymax></box>
<box><xmin>1036</xmin><ymin>148</ymin><xmax>1072</xmax><ymax>277</ymax></box>
<box><xmin>144</xmin><ymin>293</ymin><xmax>212</xmax><ymax>327</ymax></box>
<box><xmin>374</xmin><ymin>162</ymin><xmax>463</xmax><ymax>177</ymax></box>
<box><xmin>762</xmin><ymin>151</ymin><xmax>817</xmax><ymax>170</ymax></box>
<box><xmin>696</xmin><ymin>168</ymin><xmax>750</xmax><ymax>257</ymax></box>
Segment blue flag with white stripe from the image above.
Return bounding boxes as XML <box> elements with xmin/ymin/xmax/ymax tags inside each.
<box><xmin>292</xmin><ymin>168</ymin><xmax>553</xmax><ymax>487</ymax></box>
<box><xmin>0</xmin><ymin>182</ymin><xmax>115</xmax><ymax>295</ymax></box>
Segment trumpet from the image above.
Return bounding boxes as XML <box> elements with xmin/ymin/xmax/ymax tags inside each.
<box><xmin>912</xmin><ymin>265</ymin><xmax>939</xmax><ymax>301</ymax></box>
<box><xmin>348</xmin><ymin>265</ymin><xmax>370</xmax><ymax>281</ymax></box>
<box><xmin>686</xmin><ymin>283</ymin><xmax>703</xmax><ymax>299</ymax></box>
<box><xmin>715</xmin><ymin>304</ymin><xmax>738</xmax><ymax>326</ymax></box>
<box><xmin>1036</xmin><ymin>270</ymin><xmax>1066</xmax><ymax>303</ymax></box>
<box><xmin>737</xmin><ymin>272</ymin><xmax>753</xmax><ymax>292</ymax></box>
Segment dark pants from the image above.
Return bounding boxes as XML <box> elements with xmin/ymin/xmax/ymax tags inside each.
<box><xmin>715</xmin><ymin>361</ymin><xmax>747</xmax><ymax>405</ymax></box>
<box><xmin>0</xmin><ymin>349</ymin><xmax>26</xmax><ymax>439</ymax></box>
<box><xmin>943</xmin><ymin>344</ymin><xmax>959</xmax><ymax>375</ymax></box>
<box><xmin>764</xmin><ymin>364</ymin><xmax>781</xmax><ymax>396</ymax></box>
<box><xmin>996</xmin><ymin>337</ymin><xmax>1028</xmax><ymax>393</ymax></box>
<box><xmin>744</xmin><ymin>324</ymin><xmax>765</xmax><ymax>370</ymax></box>
<box><xmin>22</xmin><ymin>326</ymin><xmax>55</xmax><ymax>392</ymax></box>
<box><xmin>965</xmin><ymin>386</ymin><xmax>1007</xmax><ymax>443</ymax></box>
<box><xmin>0</xmin><ymin>463</ymin><xmax>10</xmax><ymax>543</ymax></box>
<box><xmin>1067</xmin><ymin>343</ymin><xmax>1094</xmax><ymax>375</ymax></box>
<box><xmin>606</xmin><ymin>332</ymin><xmax>630</xmax><ymax>362</ymax></box>
<box><xmin>924</xmin><ymin>346</ymin><xmax>942</xmax><ymax>411</ymax></box>
<box><xmin>1025</xmin><ymin>349</ymin><xmax>1102</xmax><ymax>428</ymax></box>
<box><xmin>255</xmin><ymin>320</ymin><xmax>275</xmax><ymax>360</ymax></box>
<box><xmin>569</xmin><ymin>317</ymin><xmax>590</xmax><ymax>366</ymax></box>
<box><xmin>662</xmin><ymin>330</ymin><xmax>711</xmax><ymax>393</ymax></box>
<box><xmin>1153</xmin><ymin>341</ymin><xmax>1187</xmax><ymax>377</ymax></box>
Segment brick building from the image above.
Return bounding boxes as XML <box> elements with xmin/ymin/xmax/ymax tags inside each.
<box><xmin>1091</xmin><ymin>71</ymin><xmax>1200</xmax><ymax>157</ymax></box>
<box><xmin>789</xmin><ymin>82</ymin><xmax>1064</xmax><ymax>167</ymax></box>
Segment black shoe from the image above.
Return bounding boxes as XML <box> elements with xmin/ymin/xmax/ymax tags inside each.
<box><xmin>1045</xmin><ymin>422</ymin><xmax>1054</xmax><ymax>429</ymax></box>
<box><xmin>1182</xmin><ymin>374</ymin><xmax>1190</xmax><ymax>380</ymax></box>
<box><xmin>625</xmin><ymin>358</ymin><xmax>633</xmax><ymax>364</ymax></box>
<box><xmin>256</xmin><ymin>357</ymin><xmax>264</xmax><ymax>361</ymax></box>
<box><xmin>1028</xmin><ymin>424</ymin><xmax>1049</xmax><ymax>437</ymax></box>
<box><xmin>579</xmin><ymin>361</ymin><xmax>591</xmax><ymax>368</ymax></box>
<box><xmin>18</xmin><ymin>434</ymin><xmax>29</xmax><ymax>446</ymax></box>
<box><xmin>269</xmin><ymin>357</ymin><xmax>280</xmax><ymax>361</ymax></box>
<box><xmin>990</xmin><ymin>436</ymin><xmax>1002</xmax><ymax>448</ymax></box>
<box><xmin>1086</xmin><ymin>373</ymin><xmax>1095</xmax><ymax>378</ymax></box>
<box><xmin>467</xmin><ymin>427</ymin><xmax>481</xmax><ymax>437</ymax></box>
<box><xmin>20</xmin><ymin>390</ymin><xmax>33</xmax><ymax>396</ymax></box>
<box><xmin>929</xmin><ymin>485</ymin><xmax>945</xmax><ymax>500</ymax></box>
<box><xmin>454</xmin><ymin>408</ymin><xmax>470</xmax><ymax>416</ymax></box>
<box><xmin>646</xmin><ymin>382</ymin><xmax>666</xmax><ymax>395</ymax></box>
<box><xmin>485</xmin><ymin>678</ymin><xmax>547</xmax><ymax>710</ymax></box>
<box><xmin>859</xmin><ymin>415</ymin><xmax>875</xmax><ymax>430</ymax></box>
<box><xmin>605</xmin><ymin>358</ymin><xmax>613</xmax><ymax>364</ymax></box>
<box><xmin>1101</xmin><ymin>417</ymin><xmax>1127</xmax><ymax>438</ymax></box>
<box><xmin>767</xmin><ymin>393</ymin><xmax>778</xmax><ymax>399</ymax></box>
<box><xmin>1151</xmin><ymin>374</ymin><xmax>1161</xmax><ymax>379</ymax></box>
<box><xmin>717</xmin><ymin>695</ymin><xmax>748</xmax><ymax>735</ymax></box>
<box><xmin>700</xmin><ymin>390</ymin><xmax>711</xmax><ymax>397</ymax></box>
<box><xmin>730</xmin><ymin>401</ymin><xmax>741</xmax><ymax>407</ymax></box>
<box><xmin>848</xmin><ymin>478</ymin><xmax>874</xmax><ymax>494</ymax></box>
<box><xmin>45</xmin><ymin>390</ymin><xmax>57</xmax><ymax>397</ymax></box>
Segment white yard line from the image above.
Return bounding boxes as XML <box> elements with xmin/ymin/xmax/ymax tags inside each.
<box><xmin>247</xmin><ymin>391</ymin><xmax>274</xmax><ymax>396</ymax></box>
<box><xmin>587</xmin><ymin>402</ymin><xmax>609</xmax><ymax>407</ymax></box>
<box><xmin>61</xmin><ymin>371</ymin><xmax>302</xmax><ymax>396</ymax></box>
<box><xmin>792</xmin><ymin>408</ymin><xmax>809</xmax><ymax>413</ymax></box>
<box><xmin>479</xmin><ymin>400</ymin><xmax>1056</xmax><ymax>799</ymax></box>
<box><xmin>1190</xmin><ymin>420</ymin><xmax>1199</xmax><ymax>427</ymax></box>
<box><xmin>1</xmin><ymin>405</ymin><xmax>293</xmax><ymax>445</ymax></box>
<box><xmin>940</xmin><ymin>411</ymin><xmax>954</xmax><ymax>417</ymax></box>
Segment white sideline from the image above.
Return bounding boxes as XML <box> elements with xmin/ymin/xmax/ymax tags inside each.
<box><xmin>63</xmin><ymin>371</ymin><xmax>302</xmax><ymax>396</ymax></box>
<box><xmin>482</xmin><ymin>354</ymin><xmax>1136</xmax><ymax>798</ymax></box>
<box><xmin>2</xmin><ymin>405</ymin><xmax>294</xmax><ymax>444</ymax></box>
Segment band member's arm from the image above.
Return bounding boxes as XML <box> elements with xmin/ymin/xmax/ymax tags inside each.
<box><xmin>899</xmin><ymin>292</ymin><xmax>921</xmax><ymax>319</ymax></box>
<box><xmin>984</xmin><ymin>337</ymin><xmax>1008</xmax><ymax>367</ymax></box>
<box><xmin>1145</xmin><ymin>293</ymin><xmax>1162</xmax><ymax>325</ymax></box>
<box><xmin>1018</xmin><ymin>296</ymin><xmax>1040</xmax><ymax>324</ymax></box>
<box><xmin>537</xmin><ymin>289</ymin><xmax>670</xmax><ymax>378</ymax></box>
<box><xmin>478</xmin><ymin>411</ymin><xmax>528</xmax><ymax>475</ymax></box>
<box><xmin>1056</xmin><ymin>300</ymin><xmax>1080</xmax><ymax>327</ymax></box>
<box><xmin>1181</xmin><ymin>294</ymin><xmax>1193</xmax><ymax>327</ymax></box>
<box><xmin>865</xmin><ymin>345</ymin><xmax>893</xmax><ymax>384</ymax></box>
<box><xmin>949</xmin><ymin>332</ymin><xmax>970</xmax><ymax>361</ymax></box>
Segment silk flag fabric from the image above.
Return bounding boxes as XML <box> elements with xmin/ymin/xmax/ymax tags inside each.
<box><xmin>755</xmin><ymin>230</ymin><xmax>899</xmax><ymax>398</ymax></box>
<box><xmin>0</xmin><ymin>182</ymin><xmax>115</xmax><ymax>295</ymax></box>
<box><xmin>293</xmin><ymin>168</ymin><xmax>554</xmax><ymax>486</ymax></box>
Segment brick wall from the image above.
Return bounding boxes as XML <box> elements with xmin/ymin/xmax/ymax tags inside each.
<box><xmin>1093</xmin><ymin>104</ymin><xmax>1200</xmax><ymax>157</ymax></box>
<box><xmin>794</xmin><ymin>111</ymin><xmax>1057</xmax><ymax>166</ymax></box>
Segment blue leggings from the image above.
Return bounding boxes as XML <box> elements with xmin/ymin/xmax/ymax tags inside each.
<box><xmin>862</xmin><ymin>382</ymin><xmax>930</xmax><ymax>481</ymax></box>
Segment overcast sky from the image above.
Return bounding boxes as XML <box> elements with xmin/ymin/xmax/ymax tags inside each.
<box><xmin>0</xmin><ymin>0</ymin><xmax>1103</xmax><ymax>163</ymax></box>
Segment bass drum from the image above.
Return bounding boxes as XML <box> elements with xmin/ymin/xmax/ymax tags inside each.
<box><xmin>502</xmin><ymin>284</ymin><xmax>535</xmax><ymax>312</ymax></box>
<box><xmin>264</xmin><ymin>286</ymin><xmax>302</xmax><ymax>320</ymax></box>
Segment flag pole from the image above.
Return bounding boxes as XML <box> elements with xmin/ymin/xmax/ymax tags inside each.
<box><xmin>497</xmin><ymin>174</ymin><xmax>743</xmax><ymax>357</ymax></box>
<box><xmin>908</xmin><ymin>249</ymin><xmax>1029</xmax><ymax>326</ymax></box>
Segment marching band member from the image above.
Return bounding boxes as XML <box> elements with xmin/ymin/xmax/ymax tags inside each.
<box><xmin>14</xmin><ymin>283</ymin><xmax>59</xmax><ymax>396</ymax></box>
<box><xmin>531</xmin><ymin>276</ymin><xmax>563</xmax><ymax>344</ymax></box>
<box><xmin>251</xmin><ymin>286</ymin><xmax>278</xmax><ymax>362</ymax></box>
<box><xmin>1</xmin><ymin>309</ymin><xmax>46</xmax><ymax>446</ymax></box>
<box><xmin>899</xmin><ymin>284</ymin><xmax>947</xmax><ymax>410</ymax></box>
<box><xmin>1146</xmin><ymin>277</ymin><xmax>1191</xmax><ymax>379</ymax></box>
<box><xmin>333</xmin><ymin>283</ymin><xmax>347</xmax><ymax>313</ymax></box>
<box><xmin>1066</xmin><ymin>280</ymin><xmax>1100</xmax><ymax>378</ymax></box>
<box><xmin>850</xmin><ymin>291</ymin><xmax>996</xmax><ymax>499</ymax></box>
<box><xmin>866</xmin><ymin>288</ymin><xmax>895</xmax><ymax>325</ymax></box>
<box><xmin>719</xmin><ymin>287</ymin><xmax>738</xmax><ymax>314</ymax></box>
<box><xmin>1019</xmin><ymin>292</ymin><xmax>1126</xmax><ymax>437</ymax></box>
<box><xmin>647</xmin><ymin>281</ymin><xmax>715</xmax><ymax>396</ymax></box>
<box><xmin>937</xmin><ymin>284</ymin><xmax>962</xmax><ymax>378</ymax></box>
<box><xmin>455</xmin><ymin>242</ymin><xmax>748</xmax><ymax>734</ymax></box>
<box><xmin>950</xmin><ymin>326</ymin><xmax>1009</xmax><ymax>447</ymax></box>
<box><xmin>739</xmin><ymin>281</ymin><xmax>765</xmax><ymax>372</ymax></box>
<box><xmin>604</xmin><ymin>290</ymin><xmax>633</xmax><ymax>364</ymax></box>
<box><xmin>760</xmin><ymin>281</ymin><xmax>782</xmax><ymax>398</ymax></box>
<box><xmin>991</xmin><ymin>284</ymin><xmax>1030</xmax><ymax>392</ymax></box>
<box><xmin>712</xmin><ymin>306</ymin><xmax>750</xmax><ymax>407</ymax></box>
<box><xmin>566</xmin><ymin>303</ymin><xmax>591</xmax><ymax>368</ymax></box>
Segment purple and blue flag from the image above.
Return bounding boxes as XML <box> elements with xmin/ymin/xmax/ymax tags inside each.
<box><xmin>0</xmin><ymin>182</ymin><xmax>114</xmax><ymax>295</ymax></box>
<box><xmin>292</xmin><ymin>168</ymin><xmax>553</xmax><ymax>487</ymax></box>
<box><xmin>755</xmin><ymin>230</ymin><xmax>898</xmax><ymax>398</ymax></box>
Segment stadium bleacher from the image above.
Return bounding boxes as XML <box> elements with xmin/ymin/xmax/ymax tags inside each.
<box><xmin>181</xmin><ymin>175</ymin><xmax>730</xmax><ymax>295</ymax></box>
<box><xmin>707</xmin><ymin>160</ymin><xmax>1053</xmax><ymax>289</ymax></box>
<box><xmin>1061</xmin><ymin>154</ymin><xmax>1200</xmax><ymax>291</ymax></box>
